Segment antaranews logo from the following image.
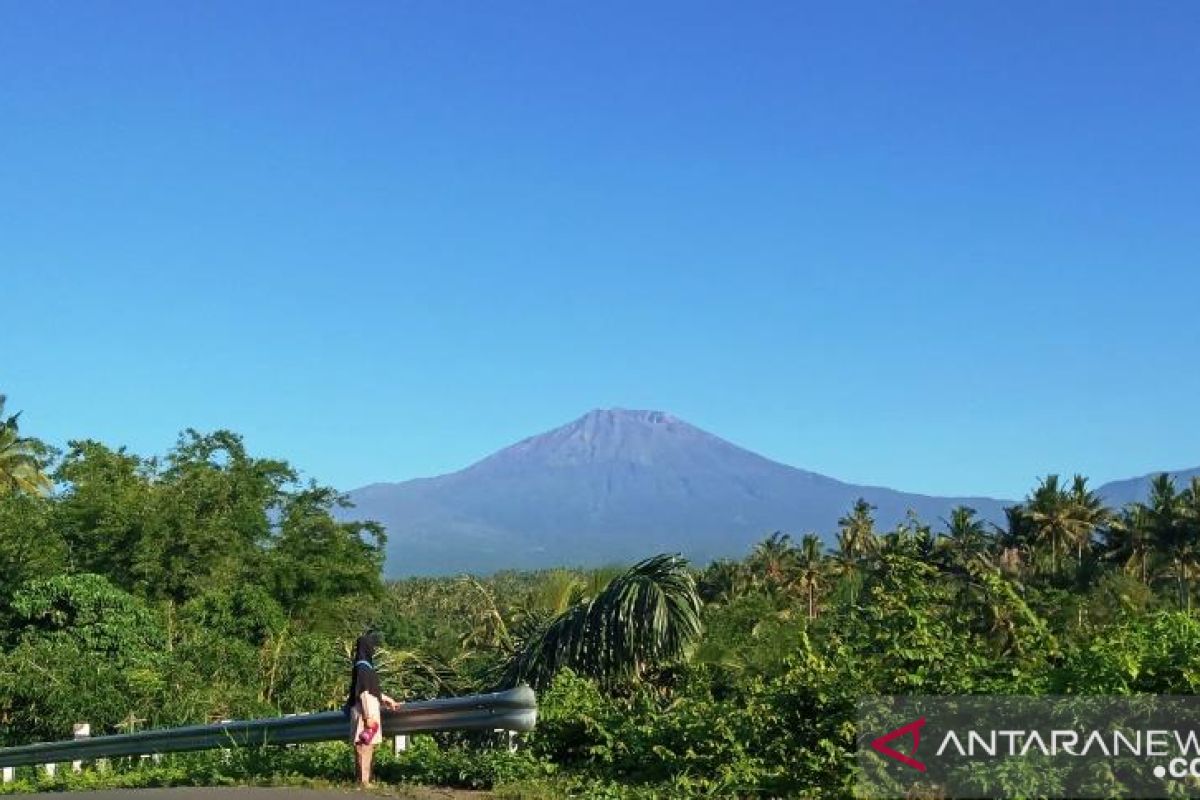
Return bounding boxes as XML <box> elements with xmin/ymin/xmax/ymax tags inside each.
<box><xmin>870</xmin><ymin>717</ymin><xmax>927</xmax><ymax>772</ymax></box>
<box><xmin>857</xmin><ymin>695</ymin><xmax>1200</xmax><ymax>799</ymax></box>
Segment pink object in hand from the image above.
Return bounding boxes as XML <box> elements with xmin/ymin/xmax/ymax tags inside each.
<box><xmin>357</xmin><ymin>721</ymin><xmax>379</xmax><ymax>745</ymax></box>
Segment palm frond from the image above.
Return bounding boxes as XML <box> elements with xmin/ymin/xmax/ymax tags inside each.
<box><xmin>501</xmin><ymin>554</ymin><xmax>702</xmax><ymax>690</ymax></box>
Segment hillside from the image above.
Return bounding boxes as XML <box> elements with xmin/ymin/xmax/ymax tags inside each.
<box><xmin>344</xmin><ymin>409</ymin><xmax>1013</xmax><ymax>575</ymax></box>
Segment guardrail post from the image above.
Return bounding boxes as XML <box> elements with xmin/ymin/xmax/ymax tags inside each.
<box><xmin>494</xmin><ymin>729</ymin><xmax>517</xmax><ymax>753</ymax></box>
<box><xmin>393</xmin><ymin>735</ymin><xmax>407</xmax><ymax>753</ymax></box>
<box><xmin>283</xmin><ymin>714</ymin><xmax>297</xmax><ymax>749</ymax></box>
<box><xmin>72</xmin><ymin>723</ymin><xmax>90</xmax><ymax>773</ymax></box>
<box><xmin>2</xmin><ymin>766</ymin><xmax>13</xmax><ymax>783</ymax></box>
<box><xmin>43</xmin><ymin>762</ymin><xmax>55</xmax><ymax>778</ymax></box>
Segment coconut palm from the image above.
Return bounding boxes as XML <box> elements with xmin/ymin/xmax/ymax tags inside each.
<box><xmin>501</xmin><ymin>554</ymin><xmax>702</xmax><ymax>690</ymax></box>
<box><xmin>838</xmin><ymin>499</ymin><xmax>878</xmax><ymax>558</ymax></box>
<box><xmin>880</xmin><ymin>511</ymin><xmax>937</xmax><ymax>559</ymax></box>
<box><xmin>952</xmin><ymin>558</ymin><xmax>1050</xmax><ymax>657</ymax></box>
<box><xmin>1103</xmin><ymin>504</ymin><xmax>1155</xmax><ymax>585</ymax></box>
<box><xmin>1145</xmin><ymin>474</ymin><xmax>1194</xmax><ymax>610</ymax></box>
<box><xmin>791</xmin><ymin>534</ymin><xmax>826</xmax><ymax>620</ymax></box>
<box><xmin>993</xmin><ymin>506</ymin><xmax>1031</xmax><ymax>577</ymax></box>
<box><xmin>832</xmin><ymin>530</ymin><xmax>864</xmax><ymax>605</ymax></box>
<box><xmin>747</xmin><ymin>531</ymin><xmax>794</xmax><ymax>588</ymax></box>
<box><xmin>1183</xmin><ymin>477</ymin><xmax>1200</xmax><ymax>553</ymax></box>
<box><xmin>528</xmin><ymin>569</ymin><xmax>586</xmax><ymax>616</ymax></box>
<box><xmin>828</xmin><ymin>499</ymin><xmax>877</xmax><ymax>605</ymax></box>
<box><xmin>697</xmin><ymin>559</ymin><xmax>751</xmax><ymax>605</ymax></box>
<box><xmin>937</xmin><ymin>506</ymin><xmax>992</xmax><ymax>569</ymax></box>
<box><xmin>459</xmin><ymin>576</ymin><xmax>514</xmax><ymax>652</ymax></box>
<box><xmin>1067</xmin><ymin>474</ymin><xmax>1111</xmax><ymax>564</ymax></box>
<box><xmin>0</xmin><ymin>395</ymin><xmax>52</xmax><ymax>496</ymax></box>
<box><xmin>1022</xmin><ymin>475</ymin><xmax>1101</xmax><ymax>574</ymax></box>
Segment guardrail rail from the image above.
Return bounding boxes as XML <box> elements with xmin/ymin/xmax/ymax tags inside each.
<box><xmin>0</xmin><ymin>685</ymin><xmax>537</xmax><ymax>770</ymax></box>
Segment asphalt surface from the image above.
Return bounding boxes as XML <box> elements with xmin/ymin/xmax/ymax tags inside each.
<box><xmin>29</xmin><ymin>789</ymin><xmax>489</xmax><ymax>799</ymax></box>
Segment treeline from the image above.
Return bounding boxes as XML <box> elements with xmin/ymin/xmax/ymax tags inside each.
<box><xmin>703</xmin><ymin>470</ymin><xmax>1200</xmax><ymax>627</ymax></box>
<box><xmin>1</xmin><ymin>395</ymin><xmax>389</xmax><ymax>742</ymax></box>
<box><xmin>5</xmin><ymin>393</ymin><xmax>1200</xmax><ymax>797</ymax></box>
<box><xmin>0</xmin><ymin>395</ymin><xmax>698</xmax><ymax>759</ymax></box>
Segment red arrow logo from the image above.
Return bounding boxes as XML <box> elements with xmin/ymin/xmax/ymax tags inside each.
<box><xmin>870</xmin><ymin>717</ymin><xmax>927</xmax><ymax>772</ymax></box>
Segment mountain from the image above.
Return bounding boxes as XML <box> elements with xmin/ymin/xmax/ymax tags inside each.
<box><xmin>343</xmin><ymin>409</ymin><xmax>1015</xmax><ymax>576</ymax></box>
<box><xmin>1097</xmin><ymin>468</ymin><xmax>1200</xmax><ymax>507</ymax></box>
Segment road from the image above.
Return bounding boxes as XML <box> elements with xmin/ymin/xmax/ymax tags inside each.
<box><xmin>31</xmin><ymin>788</ymin><xmax>491</xmax><ymax>799</ymax></box>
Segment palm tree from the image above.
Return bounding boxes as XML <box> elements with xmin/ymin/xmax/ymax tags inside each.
<box><xmin>1182</xmin><ymin>477</ymin><xmax>1200</xmax><ymax>551</ymax></box>
<box><xmin>880</xmin><ymin>511</ymin><xmax>936</xmax><ymax>560</ymax></box>
<box><xmin>832</xmin><ymin>531</ymin><xmax>863</xmax><ymax>605</ymax></box>
<box><xmin>838</xmin><ymin>498</ymin><xmax>878</xmax><ymax>559</ymax></box>
<box><xmin>528</xmin><ymin>569</ymin><xmax>586</xmax><ymax>616</ymax></box>
<box><xmin>748</xmin><ymin>531</ymin><xmax>796</xmax><ymax>593</ymax></box>
<box><xmin>1145</xmin><ymin>474</ymin><xmax>1193</xmax><ymax>610</ymax></box>
<box><xmin>791</xmin><ymin>534</ymin><xmax>825</xmax><ymax>620</ymax></box>
<box><xmin>0</xmin><ymin>395</ymin><xmax>52</xmax><ymax>496</ymax></box>
<box><xmin>1180</xmin><ymin>478</ymin><xmax>1200</xmax><ymax>612</ymax></box>
<box><xmin>459</xmin><ymin>576</ymin><xmax>515</xmax><ymax>652</ymax></box>
<box><xmin>993</xmin><ymin>506</ymin><xmax>1031</xmax><ymax>577</ymax></box>
<box><xmin>1102</xmin><ymin>504</ymin><xmax>1155</xmax><ymax>585</ymax></box>
<box><xmin>952</xmin><ymin>558</ymin><xmax>1049</xmax><ymax>657</ymax></box>
<box><xmin>1022</xmin><ymin>475</ymin><xmax>1102</xmax><ymax>574</ymax></box>
<box><xmin>501</xmin><ymin>554</ymin><xmax>702</xmax><ymax>690</ymax></box>
<box><xmin>1067</xmin><ymin>474</ymin><xmax>1111</xmax><ymax>564</ymax></box>
<box><xmin>938</xmin><ymin>506</ymin><xmax>991</xmax><ymax>569</ymax></box>
<box><xmin>697</xmin><ymin>559</ymin><xmax>750</xmax><ymax>605</ymax></box>
<box><xmin>828</xmin><ymin>499</ymin><xmax>877</xmax><ymax>606</ymax></box>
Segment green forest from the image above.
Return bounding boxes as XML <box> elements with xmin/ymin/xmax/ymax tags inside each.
<box><xmin>4</xmin><ymin>394</ymin><xmax>1200</xmax><ymax>798</ymax></box>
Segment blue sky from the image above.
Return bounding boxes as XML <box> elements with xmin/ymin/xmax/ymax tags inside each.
<box><xmin>3</xmin><ymin>1</ymin><xmax>1198</xmax><ymax>499</ymax></box>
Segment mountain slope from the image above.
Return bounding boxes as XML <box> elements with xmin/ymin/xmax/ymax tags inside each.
<box><xmin>344</xmin><ymin>409</ymin><xmax>1013</xmax><ymax>576</ymax></box>
<box><xmin>1097</xmin><ymin>468</ymin><xmax>1200</xmax><ymax>507</ymax></box>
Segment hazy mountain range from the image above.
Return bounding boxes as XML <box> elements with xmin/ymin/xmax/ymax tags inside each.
<box><xmin>341</xmin><ymin>409</ymin><xmax>1198</xmax><ymax>577</ymax></box>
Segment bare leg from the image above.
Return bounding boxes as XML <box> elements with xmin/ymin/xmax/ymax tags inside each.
<box><xmin>354</xmin><ymin>744</ymin><xmax>365</xmax><ymax>786</ymax></box>
<box><xmin>361</xmin><ymin>743</ymin><xmax>376</xmax><ymax>787</ymax></box>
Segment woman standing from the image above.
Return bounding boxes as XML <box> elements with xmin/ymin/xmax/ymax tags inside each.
<box><xmin>345</xmin><ymin>631</ymin><xmax>400</xmax><ymax>788</ymax></box>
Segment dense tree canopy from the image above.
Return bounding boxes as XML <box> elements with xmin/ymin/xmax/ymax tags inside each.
<box><xmin>5</xmin><ymin>392</ymin><xmax>1200</xmax><ymax>797</ymax></box>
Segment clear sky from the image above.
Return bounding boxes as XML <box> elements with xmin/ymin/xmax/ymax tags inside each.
<box><xmin>3</xmin><ymin>1</ymin><xmax>1198</xmax><ymax>500</ymax></box>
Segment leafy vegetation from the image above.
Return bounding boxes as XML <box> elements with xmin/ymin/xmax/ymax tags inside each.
<box><xmin>3</xmin><ymin>394</ymin><xmax>1200</xmax><ymax>796</ymax></box>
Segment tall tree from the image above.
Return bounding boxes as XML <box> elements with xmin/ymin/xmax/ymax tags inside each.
<box><xmin>830</xmin><ymin>499</ymin><xmax>877</xmax><ymax>605</ymax></box>
<box><xmin>1103</xmin><ymin>503</ymin><xmax>1155</xmax><ymax>585</ymax></box>
<box><xmin>0</xmin><ymin>395</ymin><xmax>52</xmax><ymax>497</ymax></box>
<box><xmin>1022</xmin><ymin>475</ymin><xmax>1104</xmax><ymax>575</ymax></box>
<box><xmin>142</xmin><ymin>430</ymin><xmax>296</xmax><ymax>602</ymax></box>
<box><xmin>938</xmin><ymin>506</ymin><xmax>992</xmax><ymax>569</ymax></box>
<box><xmin>792</xmin><ymin>533</ymin><xmax>826</xmax><ymax>620</ymax></box>
<box><xmin>0</xmin><ymin>494</ymin><xmax>66</xmax><ymax>610</ymax></box>
<box><xmin>696</xmin><ymin>559</ymin><xmax>750</xmax><ymax>605</ymax></box>
<box><xmin>53</xmin><ymin>440</ymin><xmax>155</xmax><ymax>590</ymax></box>
<box><xmin>1067</xmin><ymin>474</ymin><xmax>1111</xmax><ymax>565</ymax></box>
<box><xmin>267</xmin><ymin>486</ymin><xmax>386</xmax><ymax>622</ymax></box>
<box><xmin>994</xmin><ymin>506</ymin><xmax>1032</xmax><ymax>577</ymax></box>
<box><xmin>838</xmin><ymin>498</ymin><xmax>878</xmax><ymax>560</ymax></box>
<box><xmin>748</xmin><ymin>531</ymin><xmax>795</xmax><ymax>592</ymax></box>
<box><xmin>1146</xmin><ymin>474</ymin><xmax>1195</xmax><ymax>611</ymax></box>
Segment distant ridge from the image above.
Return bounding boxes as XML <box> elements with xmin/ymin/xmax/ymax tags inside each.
<box><xmin>1096</xmin><ymin>467</ymin><xmax>1200</xmax><ymax>507</ymax></box>
<box><xmin>343</xmin><ymin>409</ymin><xmax>1016</xmax><ymax>576</ymax></box>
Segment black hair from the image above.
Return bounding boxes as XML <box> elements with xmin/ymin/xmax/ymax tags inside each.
<box><xmin>344</xmin><ymin>631</ymin><xmax>383</xmax><ymax>710</ymax></box>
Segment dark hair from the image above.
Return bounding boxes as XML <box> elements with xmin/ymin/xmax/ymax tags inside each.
<box><xmin>344</xmin><ymin>632</ymin><xmax>383</xmax><ymax>710</ymax></box>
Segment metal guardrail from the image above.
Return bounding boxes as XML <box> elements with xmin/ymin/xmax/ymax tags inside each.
<box><xmin>0</xmin><ymin>686</ymin><xmax>536</xmax><ymax>769</ymax></box>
